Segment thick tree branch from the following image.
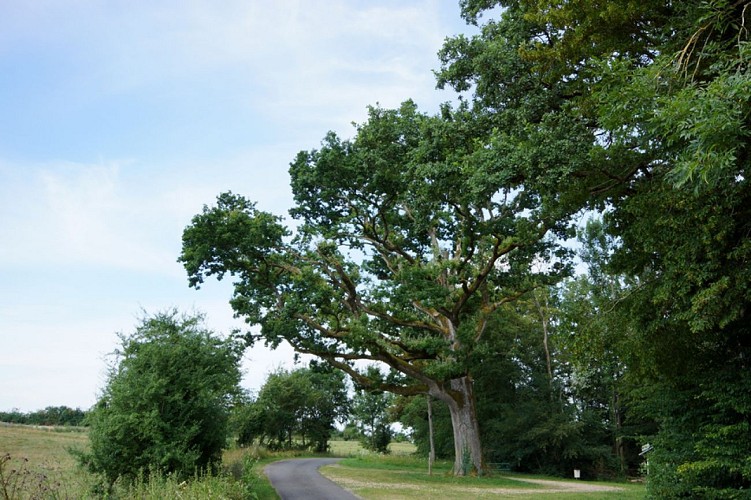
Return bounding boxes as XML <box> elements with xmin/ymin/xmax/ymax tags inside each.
<box><xmin>321</xmin><ymin>357</ymin><xmax>428</xmax><ymax>396</ymax></box>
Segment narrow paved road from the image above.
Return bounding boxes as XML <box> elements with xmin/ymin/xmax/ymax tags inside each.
<box><xmin>265</xmin><ymin>458</ymin><xmax>359</xmax><ymax>500</ymax></box>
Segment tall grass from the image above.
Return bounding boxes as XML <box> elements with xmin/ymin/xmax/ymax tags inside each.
<box><xmin>104</xmin><ymin>466</ymin><xmax>253</xmax><ymax>499</ymax></box>
<box><xmin>0</xmin><ymin>424</ymin><xmax>278</xmax><ymax>499</ymax></box>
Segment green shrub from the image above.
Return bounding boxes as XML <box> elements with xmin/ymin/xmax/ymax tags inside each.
<box><xmin>75</xmin><ymin>310</ymin><xmax>244</xmax><ymax>486</ymax></box>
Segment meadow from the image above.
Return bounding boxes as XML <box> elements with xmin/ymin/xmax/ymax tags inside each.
<box><xmin>0</xmin><ymin>423</ymin><xmax>276</xmax><ymax>499</ymax></box>
<box><xmin>0</xmin><ymin>424</ymin><xmax>644</xmax><ymax>499</ymax></box>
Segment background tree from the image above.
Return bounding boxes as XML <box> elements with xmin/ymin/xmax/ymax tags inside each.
<box><xmin>235</xmin><ymin>363</ymin><xmax>348</xmax><ymax>452</ymax></box>
<box><xmin>395</xmin><ymin>395</ymin><xmax>454</xmax><ymax>461</ymax></box>
<box><xmin>350</xmin><ymin>367</ymin><xmax>395</xmax><ymax>454</ymax></box>
<box><xmin>76</xmin><ymin>310</ymin><xmax>243</xmax><ymax>485</ymax></box>
<box><xmin>556</xmin><ymin>220</ymin><xmax>652</xmax><ymax>477</ymax></box>
<box><xmin>299</xmin><ymin>362</ymin><xmax>350</xmax><ymax>452</ymax></box>
<box><xmin>351</xmin><ymin>390</ymin><xmax>393</xmax><ymax>454</ymax></box>
<box><xmin>237</xmin><ymin>369</ymin><xmax>306</xmax><ymax>450</ymax></box>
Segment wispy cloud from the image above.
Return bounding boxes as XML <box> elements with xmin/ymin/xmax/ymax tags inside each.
<box><xmin>1</xmin><ymin>163</ymin><xmax>165</xmax><ymax>272</ymax></box>
<box><xmin>0</xmin><ymin>147</ymin><xmax>296</xmax><ymax>275</ymax></box>
<box><xmin>0</xmin><ymin>1</ymin><xmax>473</xmax><ymax>411</ymax></box>
<box><xmin>1</xmin><ymin>1</ymin><xmax>459</xmax><ymax>136</ymax></box>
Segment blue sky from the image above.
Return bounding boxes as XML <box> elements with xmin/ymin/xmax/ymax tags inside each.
<box><xmin>0</xmin><ymin>1</ymin><xmax>477</xmax><ymax>411</ymax></box>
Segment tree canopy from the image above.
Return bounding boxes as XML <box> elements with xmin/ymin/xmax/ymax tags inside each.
<box><xmin>180</xmin><ymin>98</ymin><xmax>576</xmax><ymax>474</ymax></box>
<box><xmin>436</xmin><ymin>0</ymin><xmax>750</xmax><ymax>494</ymax></box>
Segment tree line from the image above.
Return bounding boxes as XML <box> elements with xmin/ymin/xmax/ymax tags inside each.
<box><xmin>0</xmin><ymin>406</ymin><xmax>87</xmax><ymax>427</ymax></box>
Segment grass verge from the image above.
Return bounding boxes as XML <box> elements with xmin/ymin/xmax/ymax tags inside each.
<box><xmin>320</xmin><ymin>454</ymin><xmax>647</xmax><ymax>499</ymax></box>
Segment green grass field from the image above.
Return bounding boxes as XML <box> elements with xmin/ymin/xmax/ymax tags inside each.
<box><xmin>0</xmin><ymin>425</ymin><xmax>644</xmax><ymax>499</ymax></box>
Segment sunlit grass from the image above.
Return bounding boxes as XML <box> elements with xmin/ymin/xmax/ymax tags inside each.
<box><xmin>0</xmin><ymin>422</ymin><xmax>92</xmax><ymax>495</ymax></box>
<box><xmin>0</xmin><ymin>422</ymin><xmax>88</xmax><ymax>464</ymax></box>
<box><xmin>329</xmin><ymin>439</ymin><xmax>416</xmax><ymax>457</ymax></box>
<box><xmin>320</xmin><ymin>452</ymin><xmax>647</xmax><ymax>499</ymax></box>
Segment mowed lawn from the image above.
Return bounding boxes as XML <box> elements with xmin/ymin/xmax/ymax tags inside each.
<box><xmin>323</xmin><ymin>441</ymin><xmax>646</xmax><ymax>499</ymax></box>
<box><xmin>320</xmin><ymin>456</ymin><xmax>646</xmax><ymax>499</ymax></box>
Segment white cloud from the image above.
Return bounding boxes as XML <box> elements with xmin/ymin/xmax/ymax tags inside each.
<box><xmin>0</xmin><ymin>162</ymin><xmax>169</xmax><ymax>272</ymax></box>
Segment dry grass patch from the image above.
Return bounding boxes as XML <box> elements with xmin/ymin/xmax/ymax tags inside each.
<box><xmin>0</xmin><ymin>423</ymin><xmax>88</xmax><ymax>462</ymax></box>
<box><xmin>0</xmin><ymin>423</ymin><xmax>88</xmax><ymax>474</ymax></box>
<box><xmin>0</xmin><ymin>423</ymin><xmax>92</xmax><ymax>496</ymax></box>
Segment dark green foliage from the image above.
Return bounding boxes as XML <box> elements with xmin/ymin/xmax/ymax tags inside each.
<box><xmin>235</xmin><ymin>363</ymin><xmax>349</xmax><ymax>452</ymax></box>
<box><xmin>0</xmin><ymin>406</ymin><xmax>87</xmax><ymax>427</ymax></box>
<box><xmin>397</xmin><ymin>297</ymin><xmax>632</xmax><ymax>478</ymax></box>
<box><xmin>607</xmin><ymin>173</ymin><xmax>751</xmax><ymax>496</ymax></box>
<box><xmin>76</xmin><ymin>310</ymin><xmax>243</xmax><ymax>485</ymax></box>
<box><xmin>437</xmin><ymin>0</ymin><xmax>751</xmax><ymax>494</ymax></box>
<box><xmin>472</xmin><ymin>301</ymin><xmax>624</xmax><ymax>478</ymax></box>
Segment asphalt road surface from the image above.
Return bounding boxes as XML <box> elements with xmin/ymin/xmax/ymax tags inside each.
<box><xmin>265</xmin><ymin>457</ymin><xmax>359</xmax><ymax>500</ymax></box>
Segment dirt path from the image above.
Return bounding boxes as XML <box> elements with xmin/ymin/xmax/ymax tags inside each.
<box><xmin>504</xmin><ymin>476</ymin><xmax>625</xmax><ymax>493</ymax></box>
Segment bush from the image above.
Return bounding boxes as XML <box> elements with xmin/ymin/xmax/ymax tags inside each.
<box><xmin>75</xmin><ymin>310</ymin><xmax>243</xmax><ymax>486</ymax></box>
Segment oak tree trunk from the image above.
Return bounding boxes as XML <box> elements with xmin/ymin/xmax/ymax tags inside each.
<box><xmin>430</xmin><ymin>375</ymin><xmax>483</xmax><ymax>475</ymax></box>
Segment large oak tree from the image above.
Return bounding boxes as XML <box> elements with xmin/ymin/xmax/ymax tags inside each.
<box><xmin>179</xmin><ymin>100</ymin><xmax>575</xmax><ymax>474</ymax></box>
